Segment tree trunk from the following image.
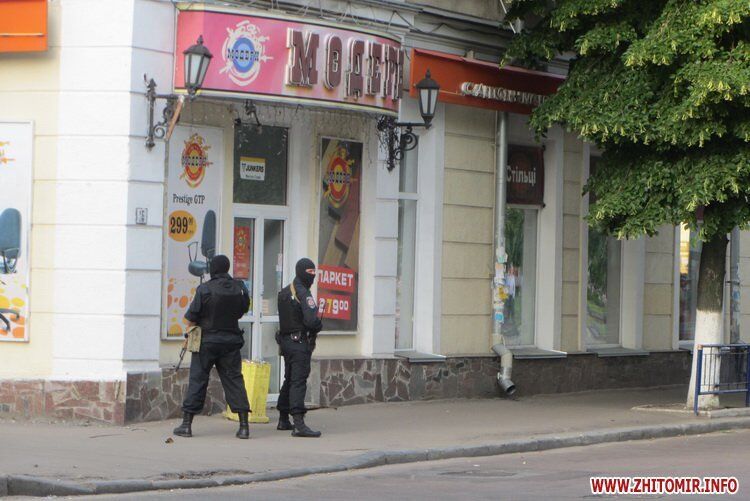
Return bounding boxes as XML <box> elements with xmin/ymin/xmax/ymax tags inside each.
<box><xmin>686</xmin><ymin>233</ymin><xmax>728</xmax><ymax>410</ymax></box>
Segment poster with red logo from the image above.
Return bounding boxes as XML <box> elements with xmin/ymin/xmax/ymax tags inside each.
<box><xmin>317</xmin><ymin>138</ymin><xmax>361</xmax><ymax>331</ymax></box>
<box><xmin>0</xmin><ymin>122</ymin><xmax>32</xmax><ymax>342</ymax></box>
<box><xmin>163</xmin><ymin>126</ymin><xmax>223</xmax><ymax>339</ymax></box>
<box><xmin>233</xmin><ymin>225</ymin><xmax>251</xmax><ymax>280</ymax></box>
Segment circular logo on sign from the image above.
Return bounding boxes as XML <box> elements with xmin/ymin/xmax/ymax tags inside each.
<box><xmin>180</xmin><ymin>134</ymin><xmax>212</xmax><ymax>188</ymax></box>
<box><xmin>220</xmin><ymin>21</ymin><xmax>273</xmax><ymax>86</ymax></box>
<box><xmin>324</xmin><ymin>146</ymin><xmax>354</xmax><ymax>209</ymax></box>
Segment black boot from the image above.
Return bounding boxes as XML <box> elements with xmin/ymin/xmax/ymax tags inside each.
<box><xmin>292</xmin><ymin>413</ymin><xmax>321</xmax><ymax>438</ymax></box>
<box><xmin>277</xmin><ymin>411</ymin><xmax>293</xmax><ymax>431</ymax></box>
<box><xmin>173</xmin><ymin>412</ymin><xmax>194</xmax><ymax>437</ymax></box>
<box><xmin>236</xmin><ymin>411</ymin><xmax>250</xmax><ymax>439</ymax></box>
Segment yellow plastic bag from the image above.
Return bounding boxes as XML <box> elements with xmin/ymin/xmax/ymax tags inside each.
<box><xmin>186</xmin><ymin>326</ymin><xmax>202</xmax><ymax>353</ymax></box>
<box><xmin>224</xmin><ymin>359</ymin><xmax>271</xmax><ymax>423</ymax></box>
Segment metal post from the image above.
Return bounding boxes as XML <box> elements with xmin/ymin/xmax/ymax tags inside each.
<box><xmin>695</xmin><ymin>346</ymin><xmax>703</xmax><ymax>415</ymax></box>
<box><xmin>492</xmin><ymin>112</ymin><xmax>509</xmax><ymax>346</ymax></box>
<box><xmin>745</xmin><ymin>346</ymin><xmax>750</xmax><ymax>407</ymax></box>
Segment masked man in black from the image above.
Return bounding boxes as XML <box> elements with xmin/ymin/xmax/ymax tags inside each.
<box><xmin>174</xmin><ymin>255</ymin><xmax>251</xmax><ymax>439</ymax></box>
<box><xmin>276</xmin><ymin>258</ymin><xmax>323</xmax><ymax>437</ymax></box>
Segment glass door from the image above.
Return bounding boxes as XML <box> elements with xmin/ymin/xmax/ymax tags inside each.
<box><xmin>233</xmin><ymin>214</ymin><xmax>286</xmax><ymax>398</ymax></box>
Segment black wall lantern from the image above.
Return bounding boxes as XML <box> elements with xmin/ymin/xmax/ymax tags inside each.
<box><xmin>145</xmin><ymin>36</ymin><xmax>213</xmax><ymax>149</ymax></box>
<box><xmin>377</xmin><ymin>70</ymin><xmax>440</xmax><ymax>171</ymax></box>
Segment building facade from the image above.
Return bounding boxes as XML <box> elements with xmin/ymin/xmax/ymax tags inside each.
<box><xmin>1</xmin><ymin>0</ymin><xmax>748</xmax><ymax>424</ymax></box>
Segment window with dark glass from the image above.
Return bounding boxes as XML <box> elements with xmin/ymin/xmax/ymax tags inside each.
<box><xmin>233</xmin><ymin>124</ymin><xmax>288</xmax><ymax>206</ymax></box>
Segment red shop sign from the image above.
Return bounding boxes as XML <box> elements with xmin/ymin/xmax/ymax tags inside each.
<box><xmin>409</xmin><ymin>49</ymin><xmax>564</xmax><ymax>115</ymax></box>
<box><xmin>175</xmin><ymin>6</ymin><xmax>404</xmax><ymax>114</ymax></box>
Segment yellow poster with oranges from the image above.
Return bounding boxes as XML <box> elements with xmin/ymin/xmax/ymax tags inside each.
<box><xmin>163</xmin><ymin>126</ymin><xmax>223</xmax><ymax>339</ymax></box>
<box><xmin>0</xmin><ymin>122</ymin><xmax>32</xmax><ymax>342</ymax></box>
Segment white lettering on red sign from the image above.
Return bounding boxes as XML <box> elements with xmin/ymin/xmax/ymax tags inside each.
<box><xmin>317</xmin><ymin>265</ymin><xmax>355</xmax><ymax>293</ymax></box>
<box><xmin>318</xmin><ymin>293</ymin><xmax>352</xmax><ymax>320</ymax></box>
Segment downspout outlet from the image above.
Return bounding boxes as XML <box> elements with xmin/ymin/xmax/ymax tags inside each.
<box><xmin>492</xmin><ymin>343</ymin><xmax>516</xmax><ymax>396</ymax></box>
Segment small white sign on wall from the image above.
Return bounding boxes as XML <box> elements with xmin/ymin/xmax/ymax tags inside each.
<box><xmin>239</xmin><ymin>156</ymin><xmax>266</xmax><ymax>181</ymax></box>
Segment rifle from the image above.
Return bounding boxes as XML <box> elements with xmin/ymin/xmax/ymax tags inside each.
<box><xmin>175</xmin><ymin>335</ymin><xmax>188</xmax><ymax>371</ymax></box>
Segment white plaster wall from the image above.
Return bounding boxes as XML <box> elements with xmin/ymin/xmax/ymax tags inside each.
<box><xmin>48</xmin><ymin>0</ymin><xmax>172</xmax><ymax>379</ymax></box>
<box><xmin>534</xmin><ymin>125</ymin><xmax>564</xmax><ymax>352</ymax></box>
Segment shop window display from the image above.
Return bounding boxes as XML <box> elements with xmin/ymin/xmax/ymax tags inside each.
<box><xmin>586</xmin><ymin>230</ymin><xmax>622</xmax><ymax>345</ymax></box>
<box><xmin>502</xmin><ymin>208</ymin><xmax>538</xmax><ymax>347</ymax></box>
<box><xmin>585</xmin><ymin>156</ymin><xmax>622</xmax><ymax>346</ymax></box>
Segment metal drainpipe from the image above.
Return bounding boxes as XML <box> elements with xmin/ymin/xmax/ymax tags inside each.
<box><xmin>492</xmin><ymin>111</ymin><xmax>516</xmax><ymax>395</ymax></box>
<box><xmin>730</xmin><ymin>226</ymin><xmax>740</xmax><ymax>343</ymax></box>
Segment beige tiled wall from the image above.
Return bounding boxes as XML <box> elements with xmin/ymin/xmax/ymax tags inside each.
<box><xmin>740</xmin><ymin>231</ymin><xmax>750</xmax><ymax>342</ymax></box>
<box><xmin>561</xmin><ymin>134</ymin><xmax>583</xmax><ymax>352</ymax></box>
<box><xmin>440</xmin><ymin>105</ymin><xmax>495</xmax><ymax>355</ymax></box>
<box><xmin>643</xmin><ymin>225</ymin><xmax>676</xmax><ymax>350</ymax></box>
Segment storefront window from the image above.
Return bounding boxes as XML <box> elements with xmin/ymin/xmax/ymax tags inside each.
<box><xmin>502</xmin><ymin>208</ymin><xmax>538</xmax><ymax>346</ymax></box>
<box><xmin>586</xmin><ymin>229</ymin><xmax>622</xmax><ymax>345</ymax></box>
<box><xmin>585</xmin><ymin>156</ymin><xmax>622</xmax><ymax>347</ymax></box>
<box><xmin>679</xmin><ymin>224</ymin><xmax>702</xmax><ymax>341</ymax></box>
<box><xmin>395</xmin><ymin>149</ymin><xmax>418</xmax><ymax>350</ymax></box>
<box><xmin>233</xmin><ymin>124</ymin><xmax>288</xmax><ymax>206</ymax></box>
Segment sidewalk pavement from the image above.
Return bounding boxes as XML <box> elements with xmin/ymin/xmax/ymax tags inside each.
<box><xmin>2</xmin><ymin>386</ymin><xmax>750</xmax><ymax>496</ymax></box>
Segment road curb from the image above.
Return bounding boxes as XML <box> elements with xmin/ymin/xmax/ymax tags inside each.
<box><xmin>7</xmin><ymin>417</ymin><xmax>750</xmax><ymax>497</ymax></box>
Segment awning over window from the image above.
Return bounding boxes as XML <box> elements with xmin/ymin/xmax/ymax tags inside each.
<box><xmin>409</xmin><ymin>49</ymin><xmax>564</xmax><ymax>115</ymax></box>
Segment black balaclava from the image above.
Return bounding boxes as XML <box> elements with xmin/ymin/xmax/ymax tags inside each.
<box><xmin>295</xmin><ymin>257</ymin><xmax>316</xmax><ymax>288</ymax></box>
<box><xmin>210</xmin><ymin>254</ymin><xmax>230</xmax><ymax>277</ymax></box>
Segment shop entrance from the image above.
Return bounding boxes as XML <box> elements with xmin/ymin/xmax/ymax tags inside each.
<box><xmin>231</xmin><ymin>122</ymin><xmax>290</xmax><ymax>400</ymax></box>
<box><xmin>233</xmin><ymin>211</ymin><xmax>287</xmax><ymax>398</ymax></box>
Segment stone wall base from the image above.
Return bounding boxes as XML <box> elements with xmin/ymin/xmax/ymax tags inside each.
<box><xmin>309</xmin><ymin>351</ymin><xmax>693</xmax><ymax>407</ymax></box>
<box><xmin>0</xmin><ymin>351</ymin><xmax>692</xmax><ymax>424</ymax></box>
<box><xmin>0</xmin><ymin>379</ymin><xmax>125</xmax><ymax>424</ymax></box>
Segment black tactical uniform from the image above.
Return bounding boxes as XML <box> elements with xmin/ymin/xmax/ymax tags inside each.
<box><xmin>276</xmin><ymin>258</ymin><xmax>323</xmax><ymax>437</ymax></box>
<box><xmin>174</xmin><ymin>255</ymin><xmax>251</xmax><ymax>439</ymax></box>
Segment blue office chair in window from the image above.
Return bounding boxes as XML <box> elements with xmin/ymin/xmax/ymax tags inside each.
<box><xmin>188</xmin><ymin>210</ymin><xmax>216</xmax><ymax>284</ymax></box>
<box><xmin>0</xmin><ymin>208</ymin><xmax>22</xmax><ymax>333</ymax></box>
<box><xmin>0</xmin><ymin>208</ymin><xmax>21</xmax><ymax>274</ymax></box>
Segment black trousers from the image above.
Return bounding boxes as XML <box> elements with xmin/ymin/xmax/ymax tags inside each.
<box><xmin>276</xmin><ymin>334</ymin><xmax>312</xmax><ymax>416</ymax></box>
<box><xmin>182</xmin><ymin>342</ymin><xmax>250</xmax><ymax>414</ymax></box>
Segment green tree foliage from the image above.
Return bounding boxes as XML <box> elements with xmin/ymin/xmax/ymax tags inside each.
<box><xmin>504</xmin><ymin>0</ymin><xmax>750</xmax><ymax>241</ymax></box>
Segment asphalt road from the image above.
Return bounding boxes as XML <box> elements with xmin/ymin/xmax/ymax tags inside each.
<box><xmin>86</xmin><ymin>429</ymin><xmax>750</xmax><ymax>500</ymax></box>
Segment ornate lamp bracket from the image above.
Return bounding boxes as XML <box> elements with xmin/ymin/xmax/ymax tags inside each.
<box><xmin>145</xmin><ymin>77</ymin><xmax>180</xmax><ymax>150</ymax></box>
<box><xmin>376</xmin><ymin>115</ymin><xmax>424</xmax><ymax>172</ymax></box>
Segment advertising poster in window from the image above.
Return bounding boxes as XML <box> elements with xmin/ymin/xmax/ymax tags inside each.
<box><xmin>163</xmin><ymin>126</ymin><xmax>223</xmax><ymax>339</ymax></box>
<box><xmin>318</xmin><ymin>138</ymin><xmax>361</xmax><ymax>331</ymax></box>
<box><xmin>0</xmin><ymin>122</ymin><xmax>32</xmax><ymax>342</ymax></box>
